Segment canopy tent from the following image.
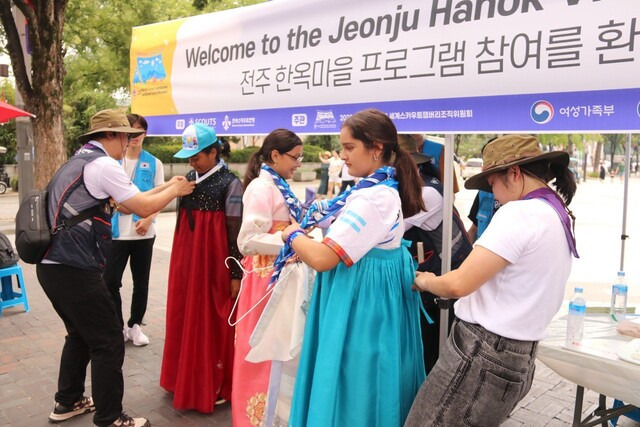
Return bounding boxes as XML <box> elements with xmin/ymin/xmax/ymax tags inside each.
<box><xmin>0</xmin><ymin>100</ymin><xmax>34</xmax><ymax>123</ymax></box>
<box><xmin>131</xmin><ymin>0</ymin><xmax>640</xmax><ymax>350</ymax></box>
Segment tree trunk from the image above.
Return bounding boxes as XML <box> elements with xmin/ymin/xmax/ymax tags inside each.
<box><xmin>0</xmin><ymin>0</ymin><xmax>68</xmax><ymax>189</ymax></box>
<box><xmin>30</xmin><ymin>10</ymin><xmax>67</xmax><ymax>188</ymax></box>
<box><xmin>32</xmin><ymin>105</ymin><xmax>66</xmax><ymax>189</ymax></box>
<box><xmin>593</xmin><ymin>141</ymin><xmax>603</xmax><ymax>173</ymax></box>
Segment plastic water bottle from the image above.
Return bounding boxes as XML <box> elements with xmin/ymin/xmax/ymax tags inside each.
<box><xmin>610</xmin><ymin>271</ymin><xmax>628</xmax><ymax>322</ymax></box>
<box><xmin>565</xmin><ymin>287</ymin><xmax>586</xmax><ymax>347</ymax></box>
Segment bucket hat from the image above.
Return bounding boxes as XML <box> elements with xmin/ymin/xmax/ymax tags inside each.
<box><xmin>79</xmin><ymin>109</ymin><xmax>145</xmax><ymax>142</ymax></box>
<box><xmin>464</xmin><ymin>135</ymin><xmax>569</xmax><ymax>192</ymax></box>
<box><xmin>174</xmin><ymin>123</ymin><xmax>218</xmax><ymax>159</ymax></box>
<box><xmin>398</xmin><ymin>134</ymin><xmax>432</xmax><ymax>165</ymax></box>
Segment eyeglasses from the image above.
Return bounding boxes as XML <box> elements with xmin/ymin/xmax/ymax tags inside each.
<box><xmin>284</xmin><ymin>153</ymin><xmax>303</xmax><ymax>163</ymax></box>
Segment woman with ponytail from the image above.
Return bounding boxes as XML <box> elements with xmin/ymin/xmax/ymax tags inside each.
<box><xmin>406</xmin><ymin>135</ymin><xmax>578</xmax><ymax>426</ymax></box>
<box><xmin>233</xmin><ymin>129</ymin><xmax>306</xmax><ymax>427</ymax></box>
<box><xmin>284</xmin><ymin>108</ymin><xmax>426</xmax><ymax>427</ymax></box>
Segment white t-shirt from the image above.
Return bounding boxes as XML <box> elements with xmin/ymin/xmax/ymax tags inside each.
<box><xmin>324</xmin><ymin>185</ymin><xmax>403</xmax><ymax>266</ymax></box>
<box><xmin>341</xmin><ymin>163</ymin><xmax>354</xmax><ymax>181</ymax></box>
<box><xmin>328</xmin><ymin>158</ymin><xmax>343</xmax><ymax>180</ymax></box>
<box><xmin>404</xmin><ymin>186</ymin><xmax>442</xmax><ymax>232</ymax></box>
<box><xmin>83</xmin><ymin>142</ymin><xmax>139</xmax><ymax>203</ymax></box>
<box><xmin>113</xmin><ymin>156</ymin><xmax>164</xmax><ymax>240</ymax></box>
<box><xmin>42</xmin><ymin>142</ymin><xmax>139</xmax><ymax>264</ymax></box>
<box><xmin>454</xmin><ymin>199</ymin><xmax>573</xmax><ymax>341</ymax></box>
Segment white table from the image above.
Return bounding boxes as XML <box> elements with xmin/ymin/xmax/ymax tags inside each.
<box><xmin>538</xmin><ymin>314</ymin><xmax>640</xmax><ymax>426</ymax></box>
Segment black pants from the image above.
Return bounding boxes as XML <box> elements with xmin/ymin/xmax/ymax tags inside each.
<box><xmin>103</xmin><ymin>238</ymin><xmax>155</xmax><ymax>328</ymax></box>
<box><xmin>36</xmin><ymin>264</ymin><xmax>124</xmax><ymax>427</ymax></box>
<box><xmin>339</xmin><ymin>180</ymin><xmax>356</xmax><ymax>195</ymax></box>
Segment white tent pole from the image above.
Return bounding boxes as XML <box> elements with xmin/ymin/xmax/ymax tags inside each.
<box><xmin>439</xmin><ymin>134</ymin><xmax>454</xmax><ymax>356</ymax></box>
<box><xmin>620</xmin><ymin>133</ymin><xmax>631</xmax><ymax>272</ymax></box>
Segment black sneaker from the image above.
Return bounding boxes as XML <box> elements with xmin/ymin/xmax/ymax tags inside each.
<box><xmin>101</xmin><ymin>412</ymin><xmax>150</xmax><ymax>427</ymax></box>
<box><xmin>48</xmin><ymin>396</ymin><xmax>95</xmax><ymax>423</ymax></box>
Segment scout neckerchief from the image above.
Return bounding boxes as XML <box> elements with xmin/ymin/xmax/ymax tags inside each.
<box><xmin>523</xmin><ymin>187</ymin><xmax>579</xmax><ymax>258</ymax></box>
<box><xmin>268</xmin><ymin>166</ymin><xmax>397</xmax><ymax>287</ymax></box>
<box><xmin>261</xmin><ymin>164</ymin><xmax>303</xmax><ymax>221</ymax></box>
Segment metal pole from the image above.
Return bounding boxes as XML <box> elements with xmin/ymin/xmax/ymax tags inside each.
<box><xmin>619</xmin><ymin>133</ymin><xmax>631</xmax><ymax>272</ymax></box>
<box><xmin>439</xmin><ymin>134</ymin><xmax>454</xmax><ymax>356</ymax></box>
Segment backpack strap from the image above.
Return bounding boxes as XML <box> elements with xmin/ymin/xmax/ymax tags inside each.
<box><xmin>51</xmin><ymin>205</ymin><xmax>103</xmax><ymax>235</ymax></box>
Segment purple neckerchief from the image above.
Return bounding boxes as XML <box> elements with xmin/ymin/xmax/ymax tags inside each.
<box><xmin>523</xmin><ymin>187</ymin><xmax>579</xmax><ymax>258</ymax></box>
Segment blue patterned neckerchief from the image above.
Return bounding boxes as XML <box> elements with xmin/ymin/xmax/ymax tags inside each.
<box><xmin>261</xmin><ymin>164</ymin><xmax>303</xmax><ymax>222</ymax></box>
<box><xmin>268</xmin><ymin>166</ymin><xmax>397</xmax><ymax>288</ymax></box>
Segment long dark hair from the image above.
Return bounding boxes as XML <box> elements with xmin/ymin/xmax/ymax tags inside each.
<box><xmin>520</xmin><ymin>160</ymin><xmax>577</xmax><ymax>205</ymax></box>
<box><xmin>243</xmin><ymin>129</ymin><xmax>302</xmax><ymax>188</ymax></box>
<box><xmin>342</xmin><ymin>109</ymin><xmax>424</xmax><ymax>217</ymax></box>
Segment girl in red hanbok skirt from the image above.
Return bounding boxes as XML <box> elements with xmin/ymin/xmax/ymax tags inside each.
<box><xmin>160</xmin><ymin>123</ymin><xmax>243</xmax><ymax>413</ymax></box>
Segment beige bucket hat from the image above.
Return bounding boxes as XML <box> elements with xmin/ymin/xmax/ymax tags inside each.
<box><xmin>465</xmin><ymin>135</ymin><xmax>569</xmax><ymax>192</ymax></box>
<box><xmin>79</xmin><ymin>109</ymin><xmax>145</xmax><ymax>142</ymax></box>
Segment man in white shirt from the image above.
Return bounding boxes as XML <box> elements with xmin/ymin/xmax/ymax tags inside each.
<box><xmin>37</xmin><ymin>109</ymin><xmax>194</xmax><ymax>427</ymax></box>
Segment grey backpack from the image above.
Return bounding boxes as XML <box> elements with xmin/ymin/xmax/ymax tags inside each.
<box><xmin>0</xmin><ymin>231</ymin><xmax>19</xmax><ymax>269</ymax></box>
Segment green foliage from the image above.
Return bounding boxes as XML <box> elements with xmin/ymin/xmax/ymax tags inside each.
<box><xmin>229</xmin><ymin>146</ymin><xmax>259</xmax><ymax>163</ymax></box>
<box><xmin>0</xmin><ymin>82</ymin><xmax>17</xmax><ymax>164</ymax></box>
<box><xmin>0</xmin><ymin>121</ymin><xmax>17</xmax><ymax>165</ymax></box>
<box><xmin>64</xmin><ymin>0</ymin><xmax>198</xmax><ymax>100</ymax></box>
<box><xmin>452</xmin><ymin>134</ymin><xmax>498</xmax><ymax>160</ymax></box>
<box><xmin>302</xmin><ymin>144</ymin><xmax>324</xmax><ymax>162</ymax></box>
<box><xmin>303</xmin><ymin>135</ymin><xmax>340</xmax><ymax>151</ymax></box>
<box><xmin>63</xmin><ymin>0</ymin><xmax>197</xmax><ymax>151</ymax></box>
<box><xmin>10</xmin><ymin>175</ymin><xmax>18</xmax><ymax>191</ymax></box>
<box><xmin>143</xmin><ymin>144</ymin><xmax>324</xmax><ymax>164</ymax></box>
<box><xmin>62</xmin><ymin>0</ymin><xmax>266</xmax><ymax>150</ymax></box>
<box><xmin>145</xmin><ymin>143</ymin><xmax>188</xmax><ymax>163</ymax></box>
<box><xmin>63</xmin><ymin>91</ymin><xmax>119</xmax><ymax>157</ymax></box>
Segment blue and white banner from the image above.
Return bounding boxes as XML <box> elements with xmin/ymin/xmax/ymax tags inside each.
<box><xmin>131</xmin><ymin>0</ymin><xmax>640</xmax><ymax>134</ymax></box>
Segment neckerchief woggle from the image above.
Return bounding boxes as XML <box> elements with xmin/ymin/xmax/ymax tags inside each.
<box><xmin>523</xmin><ymin>187</ymin><xmax>579</xmax><ymax>258</ymax></box>
<box><xmin>267</xmin><ymin>166</ymin><xmax>397</xmax><ymax>288</ymax></box>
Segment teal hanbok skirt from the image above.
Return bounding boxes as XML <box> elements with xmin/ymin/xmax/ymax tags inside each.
<box><xmin>289</xmin><ymin>244</ymin><xmax>425</xmax><ymax>427</ymax></box>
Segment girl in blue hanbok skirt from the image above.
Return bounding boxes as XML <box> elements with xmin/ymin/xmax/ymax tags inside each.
<box><xmin>280</xmin><ymin>109</ymin><xmax>426</xmax><ymax>427</ymax></box>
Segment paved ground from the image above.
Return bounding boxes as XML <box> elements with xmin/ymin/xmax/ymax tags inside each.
<box><xmin>0</xmin><ymin>177</ymin><xmax>639</xmax><ymax>426</ymax></box>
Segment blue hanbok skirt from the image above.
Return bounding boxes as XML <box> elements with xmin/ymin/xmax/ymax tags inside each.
<box><xmin>289</xmin><ymin>244</ymin><xmax>425</xmax><ymax>427</ymax></box>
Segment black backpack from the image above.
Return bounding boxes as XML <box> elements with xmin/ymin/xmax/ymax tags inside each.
<box><xmin>15</xmin><ymin>189</ymin><xmax>52</xmax><ymax>264</ymax></box>
<box><xmin>0</xmin><ymin>232</ymin><xmax>19</xmax><ymax>269</ymax></box>
<box><xmin>14</xmin><ymin>189</ymin><xmax>100</xmax><ymax>264</ymax></box>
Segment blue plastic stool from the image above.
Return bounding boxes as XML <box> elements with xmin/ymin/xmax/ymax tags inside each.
<box><xmin>610</xmin><ymin>399</ymin><xmax>640</xmax><ymax>426</ymax></box>
<box><xmin>0</xmin><ymin>264</ymin><xmax>29</xmax><ymax>315</ymax></box>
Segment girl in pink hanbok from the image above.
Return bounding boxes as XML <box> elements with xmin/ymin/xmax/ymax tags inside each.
<box><xmin>233</xmin><ymin>129</ymin><xmax>307</xmax><ymax>427</ymax></box>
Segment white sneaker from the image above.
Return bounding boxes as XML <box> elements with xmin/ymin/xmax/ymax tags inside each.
<box><xmin>127</xmin><ymin>324</ymin><xmax>149</xmax><ymax>346</ymax></box>
<box><xmin>123</xmin><ymin>326</ymin><xmax>129</xmax><ymax>343</ymax></box>
<box><xmin>98</xmin><ymin>412</ymin><xmax>150</xmax><ymax>426</ymax></box>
